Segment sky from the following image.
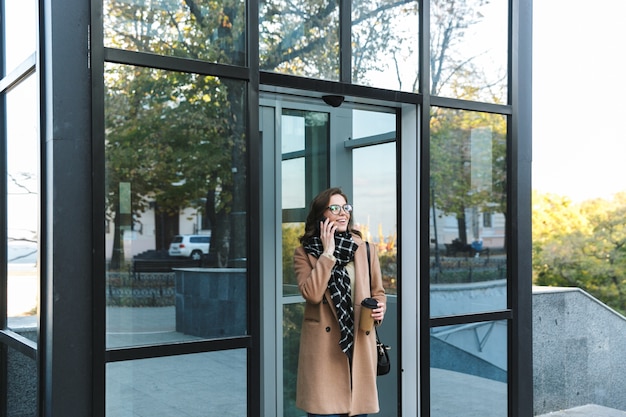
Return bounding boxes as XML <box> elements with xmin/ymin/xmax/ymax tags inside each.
<box><xmin>533</xmin><ymin>0</ymin><xmax>626</xmax><ymax>202</ymax></box>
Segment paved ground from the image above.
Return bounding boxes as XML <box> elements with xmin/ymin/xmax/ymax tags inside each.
<box><xmin>8</xmin><ymin>307</ymin><xmax>626</xmax><ymax>416</ymax></box>
<box><xmin>105</xmin><ymin>306</ymin><xmax>247</xmax><ymax>416</ymax></box>
<box><xmin>536</xmin><ymin>405</ymin><xmax>626</xmax><ymax>417</ymax></box>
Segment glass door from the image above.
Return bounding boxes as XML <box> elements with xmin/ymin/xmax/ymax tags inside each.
<box><xmin>260</xmin><ymin>95</ymin><xmax>398</xmax><ymax>417</ymax></box>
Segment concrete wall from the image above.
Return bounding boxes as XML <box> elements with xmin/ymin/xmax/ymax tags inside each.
<box><xmin>533</xmin><ymin>287</ymin><xmax>626</xmax><ymax>415</ymax></box>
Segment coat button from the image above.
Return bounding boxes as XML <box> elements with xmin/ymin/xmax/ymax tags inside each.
<box><xmin>325</xmin><ymin>327</ymin><xmax>331</xmax><ymax>332</ymax></box>
<box><xmin>366</xmin><ymin>330</ymin><xmax>370</xmax><ymax>335</ymax></box>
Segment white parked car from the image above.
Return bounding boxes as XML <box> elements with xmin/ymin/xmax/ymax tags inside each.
<box><xmin>168</xmin><ymin>234</ymin><xmax>211</xmax><ymax>260</ymax></box>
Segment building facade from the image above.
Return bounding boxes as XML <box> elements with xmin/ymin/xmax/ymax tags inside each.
<box><xmin>0</xmin><ymin>0</ymin><xmax>532</xmax><ymax>415</ymax></box>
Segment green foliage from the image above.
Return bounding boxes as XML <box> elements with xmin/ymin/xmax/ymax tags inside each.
<box><xmin>430</xmin><ymin>109</ymin><xmax>507</xmax><ymax>215</ymax></box>
<box><xmin>104</xmin><ymin>0</ymin><xmax>249</xmax><ymax>268</ymax></box>
<box><xmin>259</xmin><ymin>0</ymin><xmax>415</xmax><ymax>81</ymax></box>
<box><xmin>282</xmin><ymin>223</ymin><xmax>305</xmax><ymax>292</ymax></box>
<box><xmin>533</xmin><ymin>191</ymin><xmax>626</xmax><ymax>314</ymax></box>
<box><xmin>430</xmin><ymin>108</ymin><xmax>507</xmax><ymax>245</ymax></box>
<box><xmin>105</xmin><ymin>0</ymin><xmax>246</xmax><ymax>64</ymax></box>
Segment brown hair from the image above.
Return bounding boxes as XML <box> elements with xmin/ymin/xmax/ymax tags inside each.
<box><xmin>299</xmin><ymin>187</ymin><xmax>361</xmax><ymax>244</ymax></box>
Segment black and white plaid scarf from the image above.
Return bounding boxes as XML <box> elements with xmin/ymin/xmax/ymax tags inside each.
<box><xmin>303</xmin><ymin>232</ymin><xmax>359</xmax><ymax>356</ymax></box>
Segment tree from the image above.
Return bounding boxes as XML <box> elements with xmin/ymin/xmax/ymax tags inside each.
<box><xmin>103</xmin><ymin>0</ymin><xmax>501</xmax><ymax>268</ymax></box>
<box><xmin>104</xmin><ymin>0</ymin><xmax>246</xmax><ymax>267</ymax></box>
<box><xmin>260</xmin><ymin>0</ymin><xmax>416</xmax><ymax>81</ymax></box>
<box><xmin>428</xmin><ymin>0</ymin><xmax>509</xmax><ymax>248</ymax></box>
<box><xmin>430</xmin><ymin>0</ymin><xmax>506</xmax><ymax>103</ymax></box>
<box><xmin>105</xmin><ymin>65</ymin><xmax>240</xmax><ymax>267</ymax></box>
<box><xmin>430</xmin><ymin>108</ymin><xmax>506</xmax><ymax>245</ymax></box>
<box><xmin>533</xmin><ymin>191</ymin><xmax>626</xmax><ymax>314</ymax></box>
<box><xmin>7</xmin><ymin>172</ymin><xmax>38</xmax><ymax>262</ymax></box>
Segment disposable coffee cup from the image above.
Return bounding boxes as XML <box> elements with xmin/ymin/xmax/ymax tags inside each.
<box><xmin>360</xmin><ymin>298</ymin><xmax>378</xmax><ymax>331</ymax></box>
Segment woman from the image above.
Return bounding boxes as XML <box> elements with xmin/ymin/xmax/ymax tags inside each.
<box><xmin>294</xmin><ymin>187</ymin><xmax>386</xmax><ymax>417</ymax></box>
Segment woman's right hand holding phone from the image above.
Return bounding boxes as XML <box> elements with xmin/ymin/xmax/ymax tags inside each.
<box><xmin>320</xmin><ymin>218</ymin><xmax>337</xmax><ymax>256</ymax></box>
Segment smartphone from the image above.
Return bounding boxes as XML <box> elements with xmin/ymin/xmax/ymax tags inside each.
<box><xmin>316</xmin><ymin>216</ymin><xmax>328</xmax><ymax>235</ymax></box>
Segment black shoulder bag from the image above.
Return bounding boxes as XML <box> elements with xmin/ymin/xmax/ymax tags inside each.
<box><xmin>366</xmin><ymin>242</ymin><xmax>391</xmax><ymax>376</ymax></box>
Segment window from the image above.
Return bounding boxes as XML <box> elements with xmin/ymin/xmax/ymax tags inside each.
<box><xmin>103</xmin><ymin>0</ymin><xmax>247</xmax><ymax>66</ymax></box>
<box><xmin>483</xmin><ymin>212</ymin><xmax>493</xmax><ymax>228</ymax></box>
<box><xmin>429</xmin><ymin>107</ymin><xmax>507</xmax><ymax>315</ymax></box>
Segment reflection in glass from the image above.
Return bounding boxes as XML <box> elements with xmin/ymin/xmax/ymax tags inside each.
<box><xmin>430</xmin><ymin>0</ymin><xmax>508</xmax><ymax>103</ymax></box>
<box><xmin>280</xmin><ymin>109</ymin><xmax>328</xmax><ymax>296</ymax></box>
<box><xmin>106</xmin><ymin>350</ymin><xmax>247</xmax><ymax>416</ymax></box>
<box><xmin>7</xmin><ymin>346</ymin><xmax>37</xmax><ymax>416</ymax></box>
<box><xmin>3</xmin><ymin>0</ymin><xmax>37</xmax><ymax>75</ymax></box>
<box><xmin>259</xmin><ymin>0</ymin><xmax>340</xmax><ymax>80</ymax></box>
<box><xmin>282</xmin><ymin>302</ymin><xmax>304</xmax><ymax>416</ymax></box>
<box><xmin>104</xmin><ymin>63</ymin><xmax>247</xmax><ymax>348</ymax></box>
<box><xmin>352</xmin><ymin>0</ymin><xmax>419</xmax><ymax>91</ymax></box>
<box><xmin>282</xmin><ymin>159</ymin><xmax>306</xmax><ymax>210</ymax></box>
<box><xmin>281</xmin><ymin>112</ymin><xmax>306</xmax><ymax>210</ymax></box>
<box><xmin>282</xmin><ymin>223</ymin><xmax>305</xmax><ymax>297</ymax></box>
<box><xmin>429</xmin><ymin>108</ymin><xmax>507</xmax><ymax>317</ymax></box>
<box><xmin>430</xmin><ymin>320</ymin><xmax>508</xmax><ymax>417</ymax></box>
<box><xmin>6</xmin><ymin>74</ymin><xmax>39</xmax><ymax>330</ymax></box>
<box><xmin>281</xmin><ymin>109</ymin><xmax>328</xmax><ymax>210</ymax></box>
<box><xmin>353</xmin><ymin>142</ymin><xmax>397</xmax><ymax>294</ymax></box>
<box><xmin>104</xmin><ymin>0</ymin><xmax>246</xmax><ymax>66</ymax></box>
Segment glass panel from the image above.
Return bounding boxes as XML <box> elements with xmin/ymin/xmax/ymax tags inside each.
<box><xmin>6</xmin><ymin>74</ymin><xmax>39</xmax><ymax>331</ymax></box>
<box><xmin>103</xmin><ymin>0</ymin><xmax>246</xmax><ymax>66</ymax></box>
<box><xmin>352</xmin><ymin>109</ymin><xmax>395</xmax><ymax>138</ymax></box>
<box><xmin>281</xmin><ymin>114</ymin><xmax>306</xmax><ymax>154</ymax></box>
<box><xmin>430</xmin><ymin>320</ymin><xmax>508</xmax><ymax>417</ymax></box>
<box><xmin>106</xmin><ymin>350</ymin><xmax>247</xmax><ymax>415</ymax></box>
<box><xmin>282</xmin><ymin>222</ymin><xmax>304</xmax><ymax>298</ymax></box>
<box><xmin>352</xmin><ymin>110</ymin><xmax>398</xmax><ymax>416</ymax></box>
<box><xmin>282</xmin><ymin>302</ymin><xmax>304</xmax><ymax>416</ymax></box>
<box><xmin>259</xmin><ymin>0</ymin><xmax>340</xmax><ymax>80</ymax></box>
<box><xmin>104</xmin><ymin>63</ymin><xmax>247</xmax><ymax>348</ymax></box>
<box><xmin>429</xmin><ymin>108</ymin><xmax>507</xmax><ymax>317</ymax></box>
<box><xmin>280</xmin><ymin>109</ymin><xmax>328</xmax><ymax>296</ymax></box>
<box><xmin>352</xmin><ymin>113</ymin><xmax>397</xmax><ymax>295</ymax></box>
<box><xmin>3</xmin><ymin>0</ymin><xmax>37</xmax><ymax>75</ymax></box>
<box><xmin>282</xmin><ymin>159</ymin><xmax>306</xmax><ymax>209</ymax></box>
<box><xmin>6</xmin><ymin>346</ymin><xmax>37</xmax><ymax>417</ymax></box>
<box><xmin>281</xmin><ymin>109</ymin><xmax>328</xmax><ymax>210</ymax></box>
<box><xmin>430</xmin><ymin>0</ymin><xmax>508</xmax><ymax>103</ymax></box>
<box><xmin>352</xmin><ymin>0</ymin><xmax>419</xmax><ymax>92</ymax></box>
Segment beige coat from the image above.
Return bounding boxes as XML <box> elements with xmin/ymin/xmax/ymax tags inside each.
<box><xmin>294</xmin><ymin>235</ymin><xmax>386</xmax><ymax>416</ymax></box>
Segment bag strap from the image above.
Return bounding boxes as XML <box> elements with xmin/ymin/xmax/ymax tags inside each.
<box><xmin>366</xmin><ymin>241</ymin><xmax>372</xmax><ymax>291</ymax></box>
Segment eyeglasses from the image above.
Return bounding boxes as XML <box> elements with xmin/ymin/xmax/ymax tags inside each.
<box><xmin>327</xmin><ymin>204</ymin><xmax>353</xmax><ymax>215</ymax></box>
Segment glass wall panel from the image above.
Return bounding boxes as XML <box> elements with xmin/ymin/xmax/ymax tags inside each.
<box><xmin>6</xmin><ymin>346</ymin><xmax>37</xmax><ymax>417</ymax></box>
<box><xmin>430</xmin><ymin>0</ymin><xmax>508</xmax><ymax>103</ymax></box>
<box><xmin>106</xmin><ymin>350</ymin><xmax>247</xmax><ymax>416</ymax></box>
<box><xmin>6</xmin><ymin>74</ymin><xmax>39</xmax><ymax>331</ymax></box>
<box><xmin>429</xmin><ymin>108</ymin><xmax>507</xmax><ymax>317</ymax></box>
<box><xmin>104</xmin><ymin>63</ymin><xmax>247</xmax><ymax>347</ymax></box>
<box><xmin>282</xmin><ymin>302</ymin><xmax>304</xmax><ymax>417</ymax></box>
<box><xmin>259</xmin><ymin>0</ymin><xmax>340</xmax><ymax>80</ymax></box>
<box><xmin>103</xmin><ymin>0</ymin><xmax>246</xmax><ymax>66</ymax></box>
<box><xmin>3</xmin><ymin>0</ymin><xmax>37</xmax><ymax>75</ymax></box>
<box><xmin>430</xmin><ymin>320</ymin><xmax>508</xmax><ymax>417</ymax></box>
<box><xmin>281</xmin><ymin>108</ymin><xmax>328</xmax><ymax>297</ymax></box>
<box><xmin>351</xmin><ymin>109</ymin><xmax>398</xmax><ymax>415</ymax></box>
<box><xmin>352</xmin><ymin>0</ymin><xmax>419</xmax><ymax>92</ymax></box>
<box><xmin>351</xmin><ymin>110</ymin><xmax>397</xmax><ymax>294</ymax></box>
